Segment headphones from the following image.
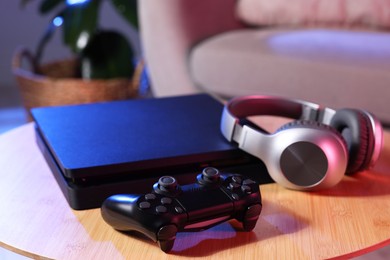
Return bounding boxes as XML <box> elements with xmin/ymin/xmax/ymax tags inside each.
<box><xmin>220</xmin><ymin>95</ymin><xmax>384</xmax><ymax>191</ymax></box>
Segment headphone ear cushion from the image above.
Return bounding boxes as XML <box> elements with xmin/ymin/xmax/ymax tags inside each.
<box><xmin>329</xmin><ymin>109</ymin><xmax>375</xmax><ymax>174</ymax></box>
<box><xmin>276</xmin><ymin>120</ymin><xmax>347</xmax><ymax>145</ymax></box>
<box><xmin>275</xmin><ymin>120</ymin><xmax>348</xmax><ymax>155</ymax></box>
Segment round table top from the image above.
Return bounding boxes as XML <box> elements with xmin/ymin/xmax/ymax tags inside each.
<box><xmin>0</xmin><ymin>123</ymin><xmax>390</xmax><ymax>259</ymax></box>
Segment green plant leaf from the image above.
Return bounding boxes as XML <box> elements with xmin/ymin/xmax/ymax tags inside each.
<box><xmin>80</xmin><ymin>30</ymin><xmax>134</xmax><ymax>79</ymax></box>
<box><xmin>110</xmin><ymin>0</ymin><xmax>138</xmax><ymax>29</ymax></box>
<box><xmin>62</xmin><ymin>0</ymin><xmax>102</xmax><ymax>53</ymax></box>
<box><xmin>39</xmin><ymin>0</ymin><xmax>64</xmax><ymax>14</ymax></box>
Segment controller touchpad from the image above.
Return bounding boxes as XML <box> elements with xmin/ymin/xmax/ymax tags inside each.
<box><xmin>179</xmin><ymin>188</ymin><xmax>233</xmax><ymax>222</ymax></box>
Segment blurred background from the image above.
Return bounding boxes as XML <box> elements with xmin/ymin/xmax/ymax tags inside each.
<box><xmin>0</xmin><ymin>1</ymin><xmax>140</xmax><ymax>134</ymax></box>
<box><xmin>0</xmin><ymin>1</ymin><xmax>140</xmax><ymax>257</ymax></box>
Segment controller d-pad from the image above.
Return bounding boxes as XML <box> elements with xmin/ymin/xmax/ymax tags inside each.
<box><xmin>138</xmin><ymin>193</ymin><xmax>184</xmax><ymax>216</ymax></box>
<box><xmin>156</xmin><ymin>205</ymin><xmax>168</xmax><ymax>214</ymax></box>
<box><xmin>145</xmin><ymin>193</ymin><xmax>157</xmax><ymax>200</ymax></box>
<box><xmin>161</xmin><ymin>197</ymin><xmax>172</xmax><ymax>205</ymax></box>
<box><xmin>139</xmin><ymin>201</ymin><xmax>151</xmax><ymax>209</ymax></box>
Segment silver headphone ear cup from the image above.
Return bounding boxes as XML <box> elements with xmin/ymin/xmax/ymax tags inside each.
<box><xmin>271</xmin><ymin>120</ymin><xmax>348</xmax><ymax>190</ymax></box>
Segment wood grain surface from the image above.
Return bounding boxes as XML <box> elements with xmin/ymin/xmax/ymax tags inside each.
<box><xmin>0</xmin><ymin>123</ymin><xmax>389</xmax><ymax>259</ymax></box>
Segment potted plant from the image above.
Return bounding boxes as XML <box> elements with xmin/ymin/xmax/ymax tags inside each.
<box><xmin>13</xmin><ymin>0</ymin><xmax>142</xmax><ymax>120</ymax></box>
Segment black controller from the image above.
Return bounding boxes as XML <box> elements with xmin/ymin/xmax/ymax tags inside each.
<box><xmin>101</xmin><ymin>167</ymin><xmax>262</xmax><ymax>253</ymax></box>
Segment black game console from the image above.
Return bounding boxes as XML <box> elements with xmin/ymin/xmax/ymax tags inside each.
<box><xmin>32</xmin><ymin>94</ymin><xmax>272</xmax><ymax>210</ymax></box>
<box><xmin>101</xmin><ymin>167</ymin><xmax>262</xmax><ymax>253</ymax></box>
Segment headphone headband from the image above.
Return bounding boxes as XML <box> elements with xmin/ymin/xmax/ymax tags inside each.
<box><xmin>221</xmin><ymin>95</ymin><xmax>336</xmax><ymax>143</ymax></box>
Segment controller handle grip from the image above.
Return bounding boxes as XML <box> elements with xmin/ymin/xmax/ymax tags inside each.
<box><xmin>101</xmin><ymin>194</ymin><xmax>158</xmax><ymax>242</ymax></box>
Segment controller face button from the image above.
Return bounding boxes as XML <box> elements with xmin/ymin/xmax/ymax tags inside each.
<box><xmin>231</xmin><ymin>193</ymin><xmax>239</xmax><ymax>200</ymax></box>
<box><xmin>174</xmin><ymin>206</ymin><xmax>184</xmax><ymax>214</ymax></box>
<box><xmin>161</xmin><ymin>197</ymin><xmax>173</xmax><ymax>205</ymax></box>
<box><xmin>145</xmin><ymin>193</ymin><xmax>157</xmax><ymax>200</ymax></box>
<box><xmin>232</xmin><ymin>176</ymin><xmax>242</xmax><ymax>184</ymax></box>
<box><xmin>243</xmin><ymin>179</ymin><xmax>257</xmax><ymax>186</ymax></box>
<box><xmin>228</xmin><ymin>182</ymin><xmax>241</xmax><ymax>190</ymax></box>
<box><xmin>156</xmin><ymin>205</ymin><xmax>168</xmax><ymax>214</ymax></box>
<box><xmin>241</xmin><ymin>185</ymin><xmax>252</xmax><ymax>194</ymax></box>
<box><xmin>139</xmin><ymin>201</ymin><xmax>151</xmax><ymax>209</ymax></box>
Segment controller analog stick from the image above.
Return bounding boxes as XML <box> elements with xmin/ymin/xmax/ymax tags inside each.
<box><xmin>159</xmin><ymin>176</ymin><xmax>177</xmax><ymax>190</ymax></box>
<box><xmin>201</xmin><ymin>167</ymin><xmax>220</xmax><ymax>183</ymax></box>
<box><xmin>154</xmin><ymin>176</ymin><xmax>180</xmax><ymax>196</ymax></box>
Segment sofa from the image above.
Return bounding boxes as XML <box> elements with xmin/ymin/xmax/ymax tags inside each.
<box><xmin>139</xmin><ymin>0</ymin><xmax>390</xmax><ymax>125</ymax></box>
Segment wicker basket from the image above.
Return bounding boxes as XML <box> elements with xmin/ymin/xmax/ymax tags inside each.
<box><xmin>12</xmin><ymin>47</ymin><xmax>141</xmax><ymax>121</ymax></box>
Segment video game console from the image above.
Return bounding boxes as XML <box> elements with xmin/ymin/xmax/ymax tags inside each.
<box><xmin>32</xmin><ymin>94</ymin><xmax>272</xmax><ymax>210</ymax></box>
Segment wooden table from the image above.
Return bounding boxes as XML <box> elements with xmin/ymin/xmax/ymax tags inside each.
<box><xmin>0</xmin><ymin>123</ymin><xmax>389</xmax><ymax>259</ymax></box>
